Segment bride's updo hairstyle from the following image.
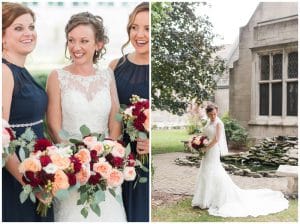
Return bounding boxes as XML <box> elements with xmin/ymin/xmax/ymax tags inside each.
<box><xmin>206</xmin><ymin>104</ymin><xmax>218</xmax><ymax>114</ymax></box>
<box><xmin>64</xmin><ymin>12</ymin><xmax>109</xmax><ymax>63</ymax></box>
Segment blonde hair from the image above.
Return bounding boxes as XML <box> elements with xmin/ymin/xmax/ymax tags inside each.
<box><xmin>120</xmin><ymin>2</ymin><xmax>149</xmax><ymax>62</ymax></box>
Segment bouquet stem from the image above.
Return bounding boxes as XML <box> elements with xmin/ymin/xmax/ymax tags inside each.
<box><xmin>138</xmin><ymin>154</ymin><xmax>148</xmax><ymax>165</ymax></box>
<box><xmin>36</xmin><ymin>201</ymin><xmax>51</xmax><ymax>217</ymax></box>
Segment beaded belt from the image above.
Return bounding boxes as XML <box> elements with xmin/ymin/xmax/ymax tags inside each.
<box><xmin>10</xmin><ymin>119</ymin><xmax>43</xmax><ymax>128</ymax></box>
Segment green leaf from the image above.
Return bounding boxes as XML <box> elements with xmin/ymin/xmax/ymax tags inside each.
<box><xmin>136</xmin><ymin>160</ymin><xmax>149</xmax><ymax>172</ymax></box>
<box><xmin>80</xmin><ymin>125</ymin><xmax>91</xmax><ymax>137</ymax></box>
<box><xmin>115</xmin><ymin>194</ymin><xmax>123</xmax><ymax>204</ymax></box>
<box><xmin>29</xmin><ymin>192</ymin><xmax>36</xmax><ymax>203</ymax></box>
<box><xmin>2</xmin><ymin>157</ymin><xmax>6</xmax><ymax>167</ymax></box>
<box><xmin>21</xmin><ymin>128</ymin><xmax>36</xmax><ymax>141</ymax></box>
<box><xmin>139</xmin><ymin>177</ymin><xmax>148</xmax><ymax>183</ymax></box>
<box><xmin>20</xmin><ymin>190</ymin><xmax>29</xmax><ymax>203</ymax></box>
<box><xmin>55</xmin><ymin>189</ymin><xmax>69</xmax><ymax>200</ymax></box>
<box><xmin>77</xmin><ymin>192</ymin><xmax>88</xmax><ymax>205</ymax></box>
<box><xmin>138</xmin><ymin>131</ymin><xmax>148</xmax><ymax>139</ymax></box>
<box><xmin>81</xmin><ymin>207</ymin><xmax>88</xmax><ymax>218</ymax></box>
<box><xmin>115</xmin><ymin>113</ymin><xmax>123</xmax><ymax>122</ymax></box>
<box><xmin>108</xmin><ymin>188</ymin><xmax>116</xmax><ymax>197</ymax></box>
<box><xmin>95</xmin><ymin>190</ymin><xmax>105</xmax><ymax>203</ymax></box>
<box><xmin>90</xmin><ymin>203</ymin><xmax>101</xmax><ymax>217</ymax></box>
<box><xmin>125</xmin><ymin>144</ymin><xmax>131</xmax><ymax>157</ymax></box>
<box><xmin>59</xmin><ymin>129</ymin><xmax>70</xmax><ymax>140</ymax></box>
<box><xmin>18</xmin><ymin>147</ymin><xmax>26</xmax><ymax>161</ymax></box>
<box><xmin>69</xmin><ymin>138</ymin><xmax>82</xmax><ymax>144</ymax></box>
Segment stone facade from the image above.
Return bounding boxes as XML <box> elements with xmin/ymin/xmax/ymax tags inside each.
<box><xmin>229</xmin><ymin>2</ymin><xmax>298</xmax><ymax>138</ymax></box>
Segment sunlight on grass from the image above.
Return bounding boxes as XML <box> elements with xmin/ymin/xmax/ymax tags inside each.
<box><xmin>152</xmin><ymin>129</ymin><xmax>191</xmax><ymax>154</ymax></box>
<box><xmin>152</xmin><ymin>197</ymin><xmax>298</xmax><ymax>222</ymax></box>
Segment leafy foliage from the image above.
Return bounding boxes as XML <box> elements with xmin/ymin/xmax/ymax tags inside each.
<box><xmin>221</xmin><ymin>112</ymin><xmax>248</xmax><ymax>146</ymax></box>
<box><xmin>152</xmin><ymin>2</ymin><xmax>225</xmax><ymax>115</ymax></box>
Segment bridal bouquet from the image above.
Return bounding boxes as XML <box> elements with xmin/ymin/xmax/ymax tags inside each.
<box><xmin>2</xmin><ymin>119</ymin><xmax>15</xmax><ymax>167</ymax></box>
<box><xmin>18</xmin><ymin>135</ymin><xmax>84</xmax><ymax>217</ymax></box>
<box><xmin>118</xmin><ymin>95</ymin><xmax>149</xmax><ymax>164</ymax></box>
<box><xmin>66</xmin><ymin>125</ymin><xmax>143</xmax><ymax>218</ymax></box>
<box><xmin>189</xmin><ymin>135</ymin><xmax>209</xmax><ymax>157</ymax></box>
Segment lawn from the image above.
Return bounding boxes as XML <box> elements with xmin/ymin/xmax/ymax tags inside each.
<box><xmin>152</xmin><ymin>129</ymin><xmax>191</xmax><ymax>155</ymax></box>
<box><xmin>152</xmin><ymin>197</ymin><xmax>298</xmax><ymax>222</ymax></box>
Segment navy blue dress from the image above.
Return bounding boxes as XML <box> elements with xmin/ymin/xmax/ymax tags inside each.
<box><xmin>114</xmin><ymin>55</ymin><xmax>149</xmax><ymax>222</ymax></box>
<box><xmin>2</xmin><ymin>58</ymin><xmax>54</xmax><ymax>222</ymax></box>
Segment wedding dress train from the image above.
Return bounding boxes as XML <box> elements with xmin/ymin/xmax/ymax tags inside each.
<box><xmin>192</xmin><ymin>117</ymin><xmax>289</xmax><ymax>217</ymax></box>
<box><xmin>53</xmin><ymin>68</ymin><xmax>126</xmax><ymax>221</ymax></box>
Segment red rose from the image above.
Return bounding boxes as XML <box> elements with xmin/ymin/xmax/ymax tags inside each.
<box><xmin>90</xmin><ymin>150</ymin><xmax>98</xmax><ymax>162</ymax></box>
<box><xmin>5</xmin><ymin>127</ymin><xmax>15</xmax><ymax>140</ymax></box>
<box><xmin>133</xmin><ymin>112</ymin><xmax>146</xmax><ymax>131</ymax></box>
<box><xmin>88</xmin><ymin>173</ymin><xmax>101</xmax><ymax>185</ymax></box>
<box><xmin>38</xmin><ymin>170</ymin><xmax>54</xmax><ymax>185</ymax></box>
<box><xmin>34</xmin><ymin>139</ymin><xmax>52</xmax><ymax>152</ymax></box>
<box><xmin>23</xmin><ymin>171</ymin><xmax>41</xmax><ymax>187</ymax></box>
<box><xmin>112</xmin><ymin>157</ymin><xmax>124</xmax><ymax>168</ymax></box>
<box><xmin>67</xmin><ymin>173</ymin><xmax>76</xmax><ymax>186</ymax></box>
<box><xmin>70</xmin><ymin>156</ymin><xmax>82</xmax><ymax>173</ymax></box>
<box><xmin>40</xmin><ymin>155</ymin><xmax>52</xmax><ymax>167</ymax></box>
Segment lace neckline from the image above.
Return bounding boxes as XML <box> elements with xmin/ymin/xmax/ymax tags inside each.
<box><xmin>61</xmin><ymin>69</ymin><xmax>100</xmax><ymax>79</ymax></box>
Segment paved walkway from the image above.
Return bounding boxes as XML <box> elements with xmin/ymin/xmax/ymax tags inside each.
<box><xmin>152</xmin><ymin>152</ymin><xmax>289</xmax><ymax>196</ymax></box>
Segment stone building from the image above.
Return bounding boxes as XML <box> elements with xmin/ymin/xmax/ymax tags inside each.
<box><xmin>229</xmin><ymin>2</ymin><xmax>298</xmax><ymax>138</ymax></box>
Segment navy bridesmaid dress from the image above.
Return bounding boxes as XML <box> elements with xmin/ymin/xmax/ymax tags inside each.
<box><xmin>2</xmin><ymin>58</ymin><xmax>54</xmax><ymax>222</ymax></box>
<box><xmin>114</xmin><ymin>55</ymin><xmax>149</xmax><ymax>222</ymax></box>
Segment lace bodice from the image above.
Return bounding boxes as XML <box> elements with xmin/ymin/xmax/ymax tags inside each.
<box><xmin>57</xmin><ymin>68</ymin><xmax>117</xmax><ymax>137</ymax></box>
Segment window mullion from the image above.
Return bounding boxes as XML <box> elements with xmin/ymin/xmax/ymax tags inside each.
<box><xmin>282</xmin><ymin>50</ymin><xmax>287</xmax><ymax>118</ymax></box>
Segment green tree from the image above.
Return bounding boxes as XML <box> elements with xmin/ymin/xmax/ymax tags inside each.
<box><xmin>152</xmin><ymin>2</ymin><xmax>225</xmax><ymax>115</ymax></box>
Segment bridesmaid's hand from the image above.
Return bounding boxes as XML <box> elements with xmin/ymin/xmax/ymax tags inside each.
<box><xmin>35</xmin><ymin>191</ymin><xmax>52</xmax><ymax>205</ymax></box>
<box><xmin>136</xmin><ymin>138</ymin><xmax>149</xmax><ymax>155</ymax></box>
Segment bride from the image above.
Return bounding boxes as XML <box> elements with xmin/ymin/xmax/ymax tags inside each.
<box><xmin>192</xmin><ymin>104</ymin><xmax>289</xmax><ymax>217</ymax></box>
<box><xmin>46</xmin><ymin>12</ymin><xmax>126</xmax><ymax>221</ymax></box>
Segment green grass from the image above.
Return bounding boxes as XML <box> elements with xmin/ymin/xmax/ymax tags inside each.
<box><xmin>152</xmin><ymin>129</ymin><xmax>191</xmax><ymax>155</ymax></box>
<box><xmin>152</xmin><ymin>197</ymin><xmax>298</xmax><ymax>222</ymax></box>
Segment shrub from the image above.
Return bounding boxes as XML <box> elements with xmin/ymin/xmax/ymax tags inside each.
<box><xmin>221</xmin><ymin>112</ymin><xmax>248</xmax><ymax>146</ymax></box>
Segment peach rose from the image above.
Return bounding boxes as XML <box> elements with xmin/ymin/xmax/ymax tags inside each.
<box><xmin>75</xmin><ymin>148</ymin><xmax>91</xmax><ymax>164</ymax></box>
<box><xmin>107</xmin><ymin>169</ymin><xmax>124</xmax><ymax>188</ymax></box>
<box><xmin>93</xmin><ymin>159</ymin><xmax>112</xmax><ymax>178</ymax></box>
<box><xmin>123</xmin><ymin>166</ymin><xmax>136</xmax><ymax>181</ymax></box>
<box><xmin>143</xmin><ymin>109</ymin><xmax>149</xmax><ymax>132</ymax></box>
<box><xmin>19</xmin><ymin>158</ymin><xmax>42</xmax><ymax>173</ymax></box>
<box><xmin>83</xmin><ymin>136</ymin><xmax>98</xmax><ymax>149</ymax></box>
<box><xmin>50</xmin><ymin>153</ymin><xmax>70</xmax><ymax>170</ymax></box>
<box><xmin>111</xmin><ymin>142</ymin><xmax>125</xmax><ymax>158</ymax></box>
<box><xmin>90</xmin><ymin>142</ymin><xmax>104</xmax><ymax>155</ymax></box>
<box><xmin>76</xmin><ymin>165</ymin><xmax>91</xmax><ymax>185</ymax></box>
<box><xmin>52</xmin><ymin>170</ymin><xmax>70</xmax><ymax>195</ymax></box>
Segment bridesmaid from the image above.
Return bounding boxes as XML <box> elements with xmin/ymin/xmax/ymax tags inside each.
<box><xmin>2</xmin><ymin>2</ymin><xmax>54</xmax><ymax>222</ymax></box>
<box><xmin>109</xmin><ymin>2</ymin><xmax>150</xmax><ymax>222</ymax></box>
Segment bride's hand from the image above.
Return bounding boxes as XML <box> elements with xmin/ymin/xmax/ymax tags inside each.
<box><xmin>136</xmin><ymin>138</ymin><xmax>149</xmax><ymax>155</ymax></box>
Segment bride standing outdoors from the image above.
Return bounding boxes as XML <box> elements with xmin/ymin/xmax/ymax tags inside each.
<box><xmin>192</xmin><ymin>104</ymin><xmax>289</xmax><ymax>217</ymax></box>
<box><xmin>46</xmin><ymin>12</ymin><xmax>126</xmax><ymax>221</ymax></box>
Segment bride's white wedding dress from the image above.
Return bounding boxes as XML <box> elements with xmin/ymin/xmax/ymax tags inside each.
<box><xmin>53</xmin><ymin>68</ymin><xmax>126</xmax><ymax>221</ymax></box>
<box><xmin>192</xmin><ymin>117</ymin><xmax>289</xmax><ymax>217</ymax></box>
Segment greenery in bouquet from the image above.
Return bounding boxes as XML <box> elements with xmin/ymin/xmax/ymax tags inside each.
<box><xmin>17</xmin><ymin>128</ymin><xmax>83</xmax><ymax>217</ymax></box>
<box><xmin>2</xmin><ymin>119</ymin><xmax>16</xmax><ymax>167</ymax></box>
<box><xmin>116</xmin><ymin>95</ymin><xmax>149</xmax><ymax>165</ymax></box>
<box><xmin>61</xmin><ymin>125</ymin><xmax>148</xmax><ymax>218</ymax></box>
<box><xmin>188</xmin><ymin>135</ymin><xmax>209</xmax><ymax>158</ymax></box>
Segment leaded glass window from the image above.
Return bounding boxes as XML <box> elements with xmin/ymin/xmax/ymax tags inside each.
<box><xmin>271</xmin><ymin>83</ymin><xmax>282</xmax><ymax>116</ymax></box>
<box><xmin>259</xmin><ymin>84</ymin><xmax>269</xmax><ymax>115</ymax></box>
<box><xmin>261</xmin><ymin>55</ymin><xmax>269</xmax><ymax>80</ymax></box>
<box><xmin>288</xmin><ymin>52</ymin><xmax>298</xmax><ymax>78</ymax></box>
<box><xmin>273</xmin><ymin>54</ymin><xmax>282</xmax><ymax>80</ymax></box>
<box><xmin>287</xmin><ymin>82</ymin><xmax>298</xmax><ymax>116</ymax></box>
